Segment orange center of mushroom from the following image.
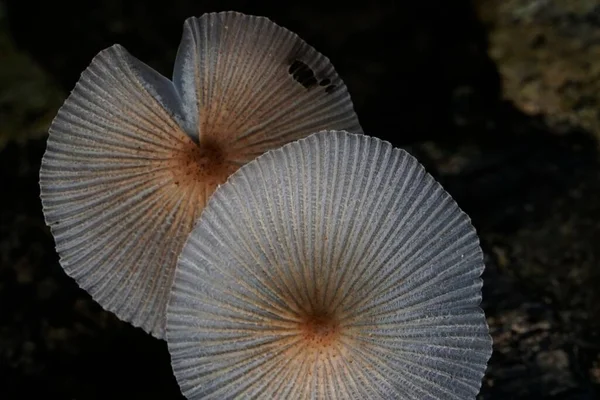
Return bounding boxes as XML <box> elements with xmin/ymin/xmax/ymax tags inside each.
<box><xmin>298</xmin><ymin>311</ymin><xmax>341</xmax><ymax>348</ymax></box>
<box><xmin>170</xmin><ymin>137</ymin><xmax>238</xmax><ymax>190</ymax></box>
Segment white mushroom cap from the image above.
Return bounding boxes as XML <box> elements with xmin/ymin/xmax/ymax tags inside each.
<box><xmin>39</xmin><ymin>12</ymin><xmax>362</xmax><ymax>339</ymax></box>
<box><xmin>168</xmin><ymin>130</ymin><xmax>493</xmax><ymax>399</ymax></box>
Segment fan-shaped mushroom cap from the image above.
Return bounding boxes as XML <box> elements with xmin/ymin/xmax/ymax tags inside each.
<box><xmin>168</xmin><ymin>131</ymin><xmax>493</xmax><ymax>399</ymax></box>
<box><xmin>39</xmin><ymin>12</ymin><xmax>362</xmax><ymax>339</ymax></box>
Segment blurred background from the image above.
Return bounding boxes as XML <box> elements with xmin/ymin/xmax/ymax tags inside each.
<box><xmin>1</xmin><ymin>0</ymin><xmax>599</xmax><ymax>398</ymax></box>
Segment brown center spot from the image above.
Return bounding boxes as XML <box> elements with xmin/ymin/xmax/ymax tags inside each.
<box><xmin>298</xmin><ymin>311</ymin><xmax>341</xmax><ymax>348</ymax></box>
<box><xmin>169</xmin><ymin>137</ymin><xmax>238</xmax><ymax>190</ymax></box>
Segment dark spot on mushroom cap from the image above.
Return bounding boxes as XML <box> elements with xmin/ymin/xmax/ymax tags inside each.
<box><xmin>288</xmin><ymin>59</ymin><xmax>318</xmax><ymax>89</ymax></box>
<box><xmin>325</xmin><ymin>84</ymin><xmax>337</xmax><ymax>94</ymax></box>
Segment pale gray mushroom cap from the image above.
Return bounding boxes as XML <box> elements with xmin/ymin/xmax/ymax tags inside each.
<box><xmin>39</xmin><ymin>12</ymin><xmax>362</xmax><ymax>339</ymax></box>
<box><xmin>167</xmin><ymin>130</ymin><xmax>493</xmax><ymax>399</ymax></box>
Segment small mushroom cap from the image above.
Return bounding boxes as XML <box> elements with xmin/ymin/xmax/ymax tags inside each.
<box><xmin>167</xmin><ymin>131</ymin><xmax>493</xmax><ymax>399</ymax></box>
<box><xmin>39</xmin><ymin>11</ymin><xmax>361</xmax><ymax>338</ymax></box>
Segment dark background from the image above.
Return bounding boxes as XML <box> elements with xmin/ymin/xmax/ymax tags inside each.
<box><xmin>1</xmin><ymin>0</ymin><xmax>599</xmax><ymax>398</ymax></box>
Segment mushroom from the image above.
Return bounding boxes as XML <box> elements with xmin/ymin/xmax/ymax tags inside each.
<box><xmin>39</xmin><ymin>12</ymin><xmax>361</xmax><ymax>338</ymax></box>
<box><xmin>167</xmin><ymin>131</ymin><xmax>493</xmax><ymax>399</ymax></box>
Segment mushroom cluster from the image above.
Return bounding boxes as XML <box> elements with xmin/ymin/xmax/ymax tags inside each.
<box><xmin>40</xmin><ymin>11</ymin><xmax>492</xmax><ymax>400</ymax></box>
